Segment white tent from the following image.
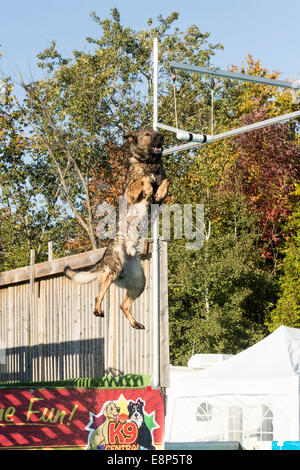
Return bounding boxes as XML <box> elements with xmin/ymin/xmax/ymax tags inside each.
<box><xmin>165</xmin><ymin>326</ymin><xmax>300</xmax><ymax>449</ymax></box>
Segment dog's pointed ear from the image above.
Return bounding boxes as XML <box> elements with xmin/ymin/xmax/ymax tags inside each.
<box><xmin>123</xmin><ymin>132</ymin><xmax>137</xmax><ymax>144</ymax></box>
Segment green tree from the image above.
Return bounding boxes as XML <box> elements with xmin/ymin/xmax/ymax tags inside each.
<box><xmin>21</xmin><ymin>9</ymin><xmax>223</xmax><ymax>250</ymax></box>
<box><xmin>168</xmin><ymin>193</ymin><xmax>277</xmax><ymax>365</ymax></box>
<box><xmin>164</xmin><ymin>54</ymin><xmax>298</xmax><ymax>363</ymax></box>
<box><xmin>267</xmin><ymin>185</ymin><xmax>300</xmax><ymax>330</ymax></box>
<box><xmin>0</xmin><ymin>76</ymin><xmax>72</xmax><ymax>269</ymax></box>
<box><xmin>2</xmin><ymin>9</ymin><xmax>298</xmax><ymax>364</ymax></box>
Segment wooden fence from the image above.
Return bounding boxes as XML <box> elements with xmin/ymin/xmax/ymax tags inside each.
<box><xmin>0</xmin><ymin>240</ymin><xmax>169</xmax><ymax>387</ymax></box>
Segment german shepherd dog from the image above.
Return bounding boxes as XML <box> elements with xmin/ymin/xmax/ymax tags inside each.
<box><xmin>64</xmin><ymin>129</ymin><xmax>168</xmax><ymax>330</ymax></box>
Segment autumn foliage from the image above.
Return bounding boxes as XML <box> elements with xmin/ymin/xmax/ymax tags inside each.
<box><xmin>1</xmin><ymin>10</ymin><xmax>299</xmax><ymax>356</ymax></box>
<box><xmin>228</xmin><ymin>108</ymin><xmax>299</xmax><ymax>260</ymax></box>
<box><xmin>64</xmin><ymin>142</ymin><xmax>129</xmax><ymax>252</ymax></box>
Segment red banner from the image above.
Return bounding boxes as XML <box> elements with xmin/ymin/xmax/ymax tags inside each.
<box><xmin>0</xmin><ymin>387</ymin><xmax>164</xmax><ymax>450</ymax></box>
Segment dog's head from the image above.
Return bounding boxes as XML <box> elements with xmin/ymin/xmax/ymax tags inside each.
<box><xmin>124</xmin><ymin>129</ymin><xmax>164</xmax><ymax>162</ymax></box>
<box><xmin>103</xmin><ymin>402</ymin><xmax>120</xmax><ymax>420</ymax></box>
<box><xmin>127</xmin><ymin>399</ymin><xmax>144</xmax><ymax>428</ymax></box>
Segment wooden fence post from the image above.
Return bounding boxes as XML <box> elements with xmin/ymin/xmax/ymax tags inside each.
<box><xmin>48</xmin><ymin>241</ymin><xmax>53</xmax><ymax>262</ymax></box>
<box><xmin>30</xmin><ymin>249</ymin><xmax>35</xmax><ymax>294</ymax></box>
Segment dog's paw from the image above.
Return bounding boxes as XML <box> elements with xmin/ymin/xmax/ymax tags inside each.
<box><xmin>93</xmin><ymin>308</ymin><xmax>104</xmax><ymax>317</ymax></box>
<box><xmin>141</xmin><ymin>177</ymin><xmax>154</xmax><ymax>200</ymax></box>
<box><xmin>154</xmin><ymin>187</ymin><xmax>167</xmax><ymax>203</ymax></box>
<box><xmin>143</xmin><ymin>189</ymin><xmax>153</xmax><ymax>201</ymax></box>
<box><xmin>126</xmin><ymin>247</ymin><xmax>136</xmax><ymax>256</ymax></box>
<box><xmin>132</xmin><ymin>321</ymin><xmax>145</xmax><ymax>330</ymax></box>
<box><xmin>154</xmin><ymin>179</ymin><xmax>169</xmax><ymax>203</ymax></box>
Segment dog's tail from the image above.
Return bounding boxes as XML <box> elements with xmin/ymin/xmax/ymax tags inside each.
<box><xmin>64</xmin><ymin>266</ymin><xmax>99</xmax><ymax>284</ymax></box>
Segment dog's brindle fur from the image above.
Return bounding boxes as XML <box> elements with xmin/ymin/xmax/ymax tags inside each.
<box><xmin>64</xmin><ymin>129</ymin><xmax>168</xmax><ymax>329</ymax></box>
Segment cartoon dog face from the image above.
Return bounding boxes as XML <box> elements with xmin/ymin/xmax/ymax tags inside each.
<box><xmin>103</xmin><ymin>401</ymin><xmax>121</xmax><ymax>420</ymax></box>
<box><xmin>87</xmin><ymin>401</ymin><xmax>121</xmax><ymax>450</ymax></box>
<box><xmin>128</xmin><ymin>399</ymin><xmax>144</xmax><ymax>428</ymax></box>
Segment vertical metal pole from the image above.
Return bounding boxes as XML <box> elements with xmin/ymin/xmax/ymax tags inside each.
<box><xmin>29</xmin><ymin>248</ymin><xmax>35</xmax><ymax>382</ymax></box>
<box><xmin>152</xmin><ymin>38</ymin><xmax>160</xmax><ymax>387</ymax></box>
<box><xmin>153</xmin><ymin>37</ymin><xmax>159</xmax><ymax>130</ymax></box>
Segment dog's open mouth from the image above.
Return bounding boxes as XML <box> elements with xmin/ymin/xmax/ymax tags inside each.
<box><xmin>151</xmin><ymin>146</ymin><xmax>162</xmax><ymax>154</ymax></box>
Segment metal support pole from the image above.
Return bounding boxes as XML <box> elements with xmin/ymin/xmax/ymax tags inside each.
<box><xmin>156</xmin><ymin>122</ymin><xmax>212</xmax><ymax>143</ymax></box>
<box><xmin>162</xmin><ymin>109</ymin><xmax>300</xmax><ymax>156</ymax></box>
<box><xmin>152</xmin><ymin>38</ymin><xmax>160</xmax><ymax>387</ymax></box>
<box><xmin>153</xmin><ymin>38</ymin><xmax>159</xmax><ymax>131</ymax></box>
<box><xmin>170</xmin><ymin>61</ymin><xmax>300</xmax><ymax>90</ymax></box>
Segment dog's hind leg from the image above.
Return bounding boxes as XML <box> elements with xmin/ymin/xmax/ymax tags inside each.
<box><xmin>114</xmin><ymin>255</ymin><xmax>146</xmax><ymax>329</ymax></box>
<box><xmin>93</xmin><ymin>271</ymin><xmax>114</xmax><ymax>317</ymax></box>
<box><xmin>120</xmin><ymin>291</ymin><xmax>145</xmax><ymax>330</ymax></box>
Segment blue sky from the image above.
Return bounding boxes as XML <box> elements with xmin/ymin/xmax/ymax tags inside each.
<box><xmin>0</xmin><ymin>0</ymin><xmax>299</xmax><ymax>99</ymax></box>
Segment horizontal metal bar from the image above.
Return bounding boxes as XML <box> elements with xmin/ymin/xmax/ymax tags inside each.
<box><xmin>162</xmin><ymin>110</ymin><xmax>300</xmax><ymax>156</ymax></box>
<box><xmin>170</xmin><ymin>61</ymin><xmax>300</xmax><ymax>90</ymax></box>
<box><xmin>156</xmin><ymin>122</ymin><xmax>212</xmax><ymax>143</ymax></box>
<box><xmin>156</xmin><ymin>122</ymin><xmax>181</xmax><ymax>133</ymax></box>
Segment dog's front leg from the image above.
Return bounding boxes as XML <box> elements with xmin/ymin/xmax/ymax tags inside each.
<box><xmin>126</xmin><ymin>176</ymin><xmax>153</xmax><ymax>204</ymax></box>
<box><xmin>154</xmin><ymin>178</ymin><xmax>169</xmax><ymax>203</ymax></box>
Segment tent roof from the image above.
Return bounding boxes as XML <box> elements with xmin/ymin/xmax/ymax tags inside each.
<box><xmin>166</xmin><ymin>327</ymin><xmax>300</xmax><ymax>443</ymax></box>
<box><xmin>190</xmin><ymin>326</ymin><xmax>300</xmax><ymax>380</ymax></box>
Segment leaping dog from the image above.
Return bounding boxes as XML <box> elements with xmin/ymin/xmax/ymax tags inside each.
<box><xmin>64</xmin><ymin>129</ymin><xmax>169</xmax><ymax>330</ymax></box>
